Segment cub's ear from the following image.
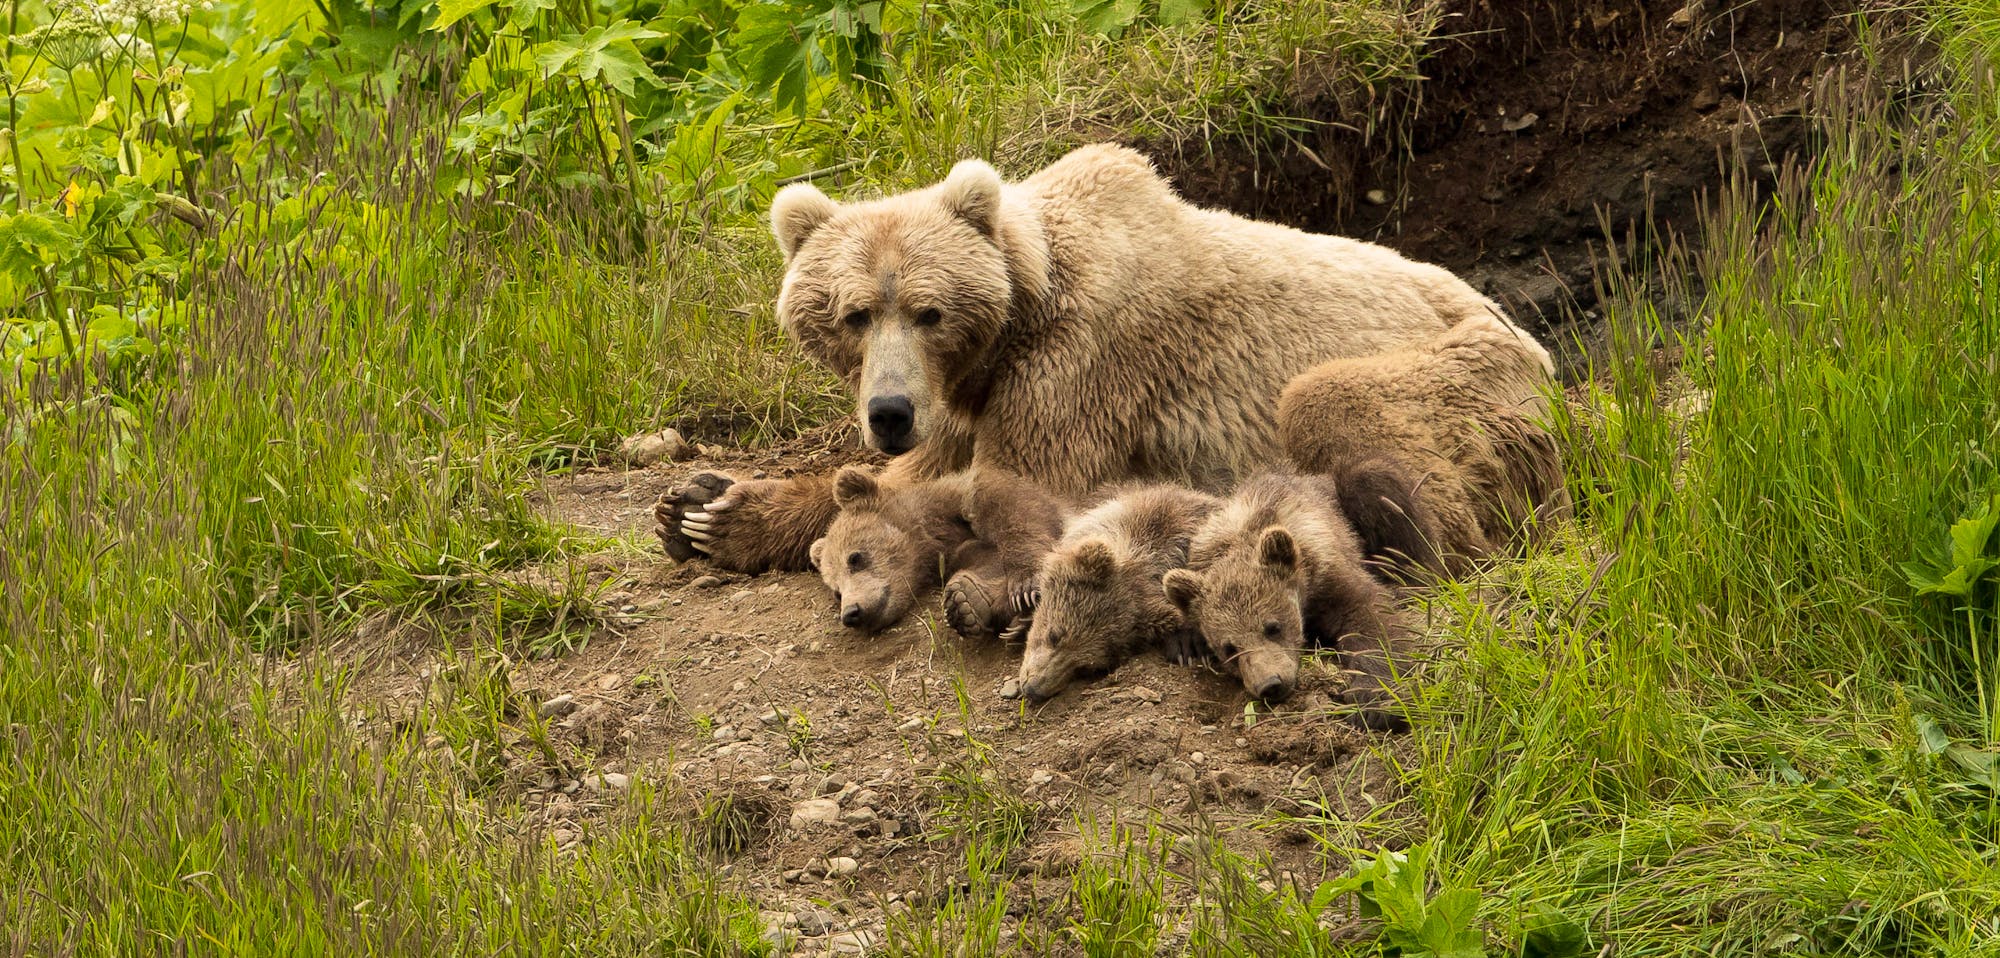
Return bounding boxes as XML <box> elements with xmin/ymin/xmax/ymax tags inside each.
<box><xmin>832</xmin><ymin>465</ymin><xmax>882</xmax><ymax>509</ymax></box>
<box><xmin>1258</xmin><ymin>527</ymin><xmax>1299</xmax><ymax>572</ymax></box>
<box><xmin>1072</xmin><ymin>539</ymin><xmax>1117</xmax><ymax>585</ymax></box>
<box><xmin>808</xmin><ymin>537</ymin><xmax>828</xmax><ymax>571</ymax></box>
<box><xmin>939</xmin><ymin>159</ymin><xmax>1003</xmax><ymax>237</ymax></box>
<box><xmin>771</xmin><ymin>182</ymin><xmax>840</xmax><ymax>261</ymax></box>
<box><xmin>1161</xmin><ymin>568</ymin><xmax>1203</xmax><ymax>615</ymax></box>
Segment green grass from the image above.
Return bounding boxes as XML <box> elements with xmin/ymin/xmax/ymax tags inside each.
<box><xmin>5</xmin><ymin>0</ymin><xmax>2000</xmax><ymax>954</ymax></box>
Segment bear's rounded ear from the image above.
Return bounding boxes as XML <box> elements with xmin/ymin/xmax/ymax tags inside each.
<box><xmin>771</xmin><ymin>182</ymin><xmax>840</xmax><ymax>261</ymax></box>
<box><xmin>808</xmin><ymin>537</ymin><xmax>827</xmax><ymax>571</ymax></box>
<box><xmin>1258</xmin><ymin>527</ymin><xmax>1298</xmax><ymax>572</ymax></box>
<box><xmin>938</xmin><ymin>159</ymin><xmax>1003</xmax><ymax>237</ymax></box>
<box><xmin>832</xmin><ymin>466</ymin><xmax>881</xmax><ymax>509</ymax></box>
<box><xmin>1073</xmin><ymin>539</ymin><xmax>1117</xmax><ymax>585</ymax></box>
<box><xmin>1161</xmin><ymin>568</ymin><xmax>1203</xmax><ymax>615</ymax></box>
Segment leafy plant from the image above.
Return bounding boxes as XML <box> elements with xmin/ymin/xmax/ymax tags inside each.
<box><xmin>1329</xmin><ymin>843</ymin><xmax>1486</xmax><ymax>958</ymax></box>
<box><xmin>1072</xmin><ymin>0</ymin><xmax>1209</xmax><ymax>37</ymax></box>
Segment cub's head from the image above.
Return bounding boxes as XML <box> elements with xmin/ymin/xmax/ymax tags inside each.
<box><xmin>769</xmin><ymin>160</ymin><xmax>1051</xmax><ymax>456</ymax></box>
<box><xmin>809</xmin><ymin>467</ymin><xmax>932</xmax><ymax>633</ymax></box>
<box><xmin>1163</xmin><ymin>526</ymin><xmax>1308</xmax><ymax>702</ymax></box>
<box><xmin>1017</xmin><ymin>538</ymin><xmax>1178</xmax><ymax>704</ymax></box>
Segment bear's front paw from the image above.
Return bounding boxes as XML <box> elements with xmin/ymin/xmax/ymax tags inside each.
<box><xmin>943</xmin><ymin>570</ymin><xmax>1012</xmax><ymax>643</ymax></box>
<box><xmin>1163</xmin><ymin>630</ymin><xmax>1213</xmax><ymax>669</ymax></box>
<box><xmin>653</xmin><ymin>471</ymin><xmax>738</xmax><ymax>563</ymax></box>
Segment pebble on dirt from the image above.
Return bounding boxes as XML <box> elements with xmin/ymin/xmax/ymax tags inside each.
<box><xmin>583</xmin><ymin>772</ymin><xmax>630</xmax><ymax>790</ymax></box>
<box><xmin>690</xmin><ymin>574</ymin><xmax>724</xmax><ymax>589</ymax></box>
<box><xmin>539</xmin><ymin>694</ymin><xmax>578</xmax><ymax>718</ymax></box>
<box><xmin>617</xmin><ymin>428</ymin><xmax>693</xmax><ymax>467</ymax></box>
<box><xmin>789</xmin><ymin>798</ymin><xmax>841</xmax><ymax>830</ymax></box>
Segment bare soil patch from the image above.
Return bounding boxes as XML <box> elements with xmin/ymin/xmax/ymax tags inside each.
<box><xmin>344</xmin><ymin>433</ymin><xmax>1422</xmax><ymax>952</ymax></box>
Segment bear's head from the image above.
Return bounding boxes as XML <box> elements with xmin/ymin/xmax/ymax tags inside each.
<box><xmin>1162</xmin><ymin>526</ymin><xmax>1308</xmax><ymax>702</ymax></box>
<box><xmin>1016</xmin><ymin>538</ymin><xmax>1180</xmax><ymax>704</ymax></box>
<box><xmin>768</xmin><ymin>159</ymin><xmax>1052</xmax><ymax>456</ymax></box>
<box><xmin>809</xmin><ymin>466</ymin><xmax>935</xmax><ymax>633</ymax></box>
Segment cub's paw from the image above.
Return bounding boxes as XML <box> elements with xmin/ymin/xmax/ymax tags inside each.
<box><xmin>1163</xmin><ymin>629</ymin><xmax>1214</xmax><ymax>669</ymax></box>
<box><xmin>944</xmin><ymin>570</ymin><xmax>1010</xmax><ymax>643</ymax></box>
<box><xmin>652</xmin><ymin>472</ymin><xmax>737</xmax><ymax>563</ymax></box>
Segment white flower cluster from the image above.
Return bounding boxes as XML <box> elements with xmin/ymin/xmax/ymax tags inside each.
<box><xmin>13</xmin><ymin>14</ymin><xmax>107</xmax><ymax>70</ymax></box>
<box><xmin>12</xmin><ymin>0</ymin><xmax>200</xmax><ymax>69</ymax></box>
<box><xmin>92</xmin><ymin>0</ymin><xmax>211</xmax><ymax>28</ymax></box>
<box><xmin>99</xmin><ymin>32</ymin><xmax>155</xmax><ymax>60</ymax></box>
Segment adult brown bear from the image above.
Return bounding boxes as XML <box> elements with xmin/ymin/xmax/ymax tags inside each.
<box><xmin>656</xmin><ymin>144</ymin><xmax>1552</xmax><ymax>572</ymax></box>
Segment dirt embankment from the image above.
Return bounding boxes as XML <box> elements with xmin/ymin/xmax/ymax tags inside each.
<box><xmin>1165</xmin><ymin>0</ymin><xmax>1867</xmax><ymax>369</ymax></box>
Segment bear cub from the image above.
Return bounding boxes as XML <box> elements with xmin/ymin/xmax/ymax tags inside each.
<box><xmin>809</xmin><ymin>466</ymin><xmax>1064</xmax><ymax>636</ymax></box>
<box><xmin>1013</xmin><ymin>483</ymin><xmax>1220</xmax><ymax>704</ymax></box>
<box><xmin>1162</xmin><ymin>472</ymin><xmax>1408</xmax><ymax>732</ymax></box>
<box><xmin>1281</xmin><ymin>315</ymin><xmax>1568</xmax><ymax>578</ymax></box>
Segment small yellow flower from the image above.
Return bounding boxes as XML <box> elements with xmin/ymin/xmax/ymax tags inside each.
<box><xmin>61</xmin><ymin>180</ymin><xmax>82</xmax><ymax>217</ymax></box>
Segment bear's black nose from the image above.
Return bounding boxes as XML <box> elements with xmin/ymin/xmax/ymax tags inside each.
<box><xmin>841</xmin><ymin>604</ymin><xmax>866</xmax><ymax>628</ymax></box>
<box><xmin>867</xmin><ymin>395</ymin><xmax>914</xmax><ymax>444</ymax></box>
<box><xmin>1253</xmin><ymin>677</ymin><xmax>1294</xmax><ymax>703</ymax></box>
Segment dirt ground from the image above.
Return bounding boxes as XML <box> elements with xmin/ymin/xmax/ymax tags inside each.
<box><xmin>339</xmin><ymin>425</ymin><xmax>1425</xmax><ymax>954</ymax></box>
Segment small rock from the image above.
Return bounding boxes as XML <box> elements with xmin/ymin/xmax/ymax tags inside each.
<box><xmin>896</xmin><ymin>717</ymin><xmax>925</xmax><ymax>733</ymax></box>
<box><xmin>1364</xmin><ymin>188</ymin><xmax>1389</xmax><ymax>205</ymax></box>
<box><xmin>789</xmin><ymin>798</ymin><xmax>842</xmax><ymax>830</ymax></box>
<box><xmin>1235</xmin><ymin>737</ymin><xmax>1249</xmax><ymax>748</ymax></box>
<box><xmin>1499</xmin><ymin>111</ymin><xmax>1539</xmax><ymax>132</ymax></box>
<box><xmin>539</xmin><ymin>694</ymin><xmax>578</xmax><ymax>718</ymax></box>
<box><xmin>782</xmin><ymin>869</ymin><xmax>806</xmax><ymax>884</ymax></box>
<box><xmin>878</xmin><ymin>819</ymin><xmax>901</xmax><ymax>838</ymax></box>
<box><xmin>1130</xmin><ymin>686</ymin><xmax>1162</xmax><ymax>705</ymax></box>
<box><xmin>816</xmin><ymin>774</ymin><xmax>847</xmax><ymax>795</ymax></box>
<box><xmin>759</xmin><ymin>709</ymin><xmax>786</xmax><ymax>728</ymax></box>
<box><xmin>826</xmin><ymin>856</ymin><xmax>860</xmax><ymax>877</ymax></box>
<box><xmin>835</xmin><ymin>782</ymin><xmax>862</xmax><ymax>805</ymax></box>
<box><xmin>841</xmin><ymin>807</ymin><xmax>877</xmax><ymax>824</ymax></box>
<box><xmin>712</xmin><ymin>725</ymin><xmax>737</xmax><ymax>743</ymax></box>
<box><xmin>691</xmin><ymin>574</ymin><xmax>724</xmax><ymax>589</ymax></box>
<box><xmin>597</xmin><ymin>673</ymin><xmax>625</xmax><ymax>692</ymax></box>
<box><xmin>825</xmin><ymin>930</ymin><xmax>873</xmax><ymax>954</ymax></box>
<box><xmin>854</xmin><ymin>789</ymin><xmax>880</xmax><ymax>807</ymax></box>
<box><xmin>1190</xmin><ymin>751</ymin><xmax>1206</xmax><ymax>765</ymax></box>
<box><xmin>584</xmin><ymin>772</ymin><xmax>630</xmax><ymax>790</ymax></box>
<box><xmin>730</xmin><ymin>589</ymin><xmax>756</xmax><ymax>604</ymax></box>
<box><xmin>795</xmin><ymin>907</ymin><xmax>833</xmax><ymax>936</ymax></box>
<box><xmin>617</xmin><ymin>428</ymin><xmax>691</xmax><ymax>467</ymax></box>
<box><xmin>998</xmin><ymin>679</ymin><xmax>1021</xmax><ymax>699</ymax></box>
<box><xmin>1028</xmin><ymin>769</ymin><xmax>1054</xmax><ymax>788</ymax></box>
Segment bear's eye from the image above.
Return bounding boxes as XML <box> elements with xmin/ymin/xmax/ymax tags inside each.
<box><xmin>847</xmin><ymin>551</ymin><xmax>868</xmax><ymax>572</ymax></box>
<box><xmin>842</xmin><ymin>308</ymin><xmax>871</xmax><ymax>330</ymax></box>
<box><xmin>1045</xmin><ymin>629</ymin><xmax>1063</xmax><ymax>649</ymax></box>
<box><xmin>914</xmin><ymin>307</ymin><xmax>942</xmax><ymax>327</ymax></box>
<box><xmin>1263</xmin><ymin>621</ymin><xmax>1282</xmax><ymax>639</ymax></box>
<box><xmin>1219</xmin><ymin>641</ymin><xmax>1238</xmax><ymax>659</ymax></box>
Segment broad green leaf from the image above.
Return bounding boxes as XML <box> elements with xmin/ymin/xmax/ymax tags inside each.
<box><xmin>0</xmin><ymin>211</ymin><xmax>85</xmax><ymax>279</ymax></box>
<box><xmin>535</xmin><ymin>21</ymin><xmax>665</xmax><ymax>97</ymax></box>
<box><xmin>1074</xmin><ymin>0</ymin><xmax>1142</xmax><ymax>36</ymax></box>
<box><xmin>1156</xmin><ymin>0</ymin><xmax>1208</xmax><ymax>26</ymax></box>
<box><xmin>430</xmin><ymin>0</ymin><xmax>499</xmax><ymax>31</ymax></box>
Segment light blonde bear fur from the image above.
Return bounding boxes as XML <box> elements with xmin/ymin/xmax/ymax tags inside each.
<box><xmin>1279</xmin><ymin>314</ymin><xmax>1569</xmax><ymax>577</ymax></box>
<box><xmin>658</xmin><ymin>143</ymin><xmax>1552</xmax><ymax>573</ymax></box>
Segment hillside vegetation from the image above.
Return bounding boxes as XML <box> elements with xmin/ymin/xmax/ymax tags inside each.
<box><xmin>3</xmin><ymin>0</ymin><xmax>1998</xmax><ymax>954</ymax></box>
